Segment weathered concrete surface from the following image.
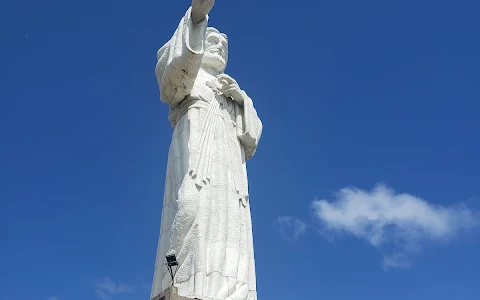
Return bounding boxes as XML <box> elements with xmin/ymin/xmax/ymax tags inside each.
<box><xmin>152</xmin><ymin>286</ymin><xmax>197</xmax><ymax>300</ymax></box>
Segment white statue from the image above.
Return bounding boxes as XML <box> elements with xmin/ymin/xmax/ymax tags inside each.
<box><xmin>151</xmin><ymin>1</ymin><xmax>262</xmax><ymax>299</ymax></box>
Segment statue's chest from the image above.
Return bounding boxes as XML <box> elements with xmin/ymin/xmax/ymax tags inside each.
<box><xmin>191</xmin><ymin>77</ymin><xmax>236</xmax><ymax>116</ymax></box>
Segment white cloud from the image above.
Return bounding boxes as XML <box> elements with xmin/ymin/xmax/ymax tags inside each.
<box><xmin>312</xmin><ymin>184</ymin><xmax>478</xmax><ymax>269</ymax></box>
<box><xmin>93</xmin><ymin>277</ymin><xmax>135</xmax><ymax>300</ymax></box>
<box><xmin>275</xmin><ymin>216</ymin><xmax>308</xmax><ymax>241</ymax></box>
<box><xmin>382</xmin><ymin>253</ymin><xmax>411</xmax><ymax>270</ymax></box>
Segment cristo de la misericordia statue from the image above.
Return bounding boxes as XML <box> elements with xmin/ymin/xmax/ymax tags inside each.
<box><xmin>150</xmin><ymin>1</ymin><xmax>262</xmax><ymax>299</ymax></box>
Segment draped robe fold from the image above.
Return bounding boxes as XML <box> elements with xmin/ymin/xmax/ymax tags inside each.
<box><xmin>151</xmin><ymin>7</ymin><xmax>262</xmax><ymax>300</ymax></box>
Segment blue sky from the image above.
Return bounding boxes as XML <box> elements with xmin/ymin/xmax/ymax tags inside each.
<box><xmin>1</xmin><ymin>0</ymin><xmax>480</xmax><ymax>299</ymax></box>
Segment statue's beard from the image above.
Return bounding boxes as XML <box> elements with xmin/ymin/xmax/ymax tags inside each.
<box><xmin>202</xmin><ymin>51</ymin><xmax>227</xmax><ymax>74</ymax></box>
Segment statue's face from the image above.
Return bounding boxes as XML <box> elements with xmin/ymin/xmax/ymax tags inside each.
<box><xmin>202</xmin><ymin>31</ymin><xmax>228</xmax><ymax>73</ymax></box>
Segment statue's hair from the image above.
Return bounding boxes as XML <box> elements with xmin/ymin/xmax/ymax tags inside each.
<box><xmin>207</xmin><ymin>27</ymin><xmax>228</xmax><ymax>40</ymax></box>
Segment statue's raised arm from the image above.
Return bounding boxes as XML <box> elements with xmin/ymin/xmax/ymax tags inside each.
<box><xmin>191</xmin><ymin>0</ymin><xmax>215</xmax><ymax>24</ymax></box>
<box><xmin>155</xmin><ymin>1</ymin><xmax>214</xmax><ymax>108</ymax></box>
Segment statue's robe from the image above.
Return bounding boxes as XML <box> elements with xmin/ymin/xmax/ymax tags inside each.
<box><xmin>151</xmin><ymin>7</ymin><xmax>262</xmax><ymax>300</ymax></box>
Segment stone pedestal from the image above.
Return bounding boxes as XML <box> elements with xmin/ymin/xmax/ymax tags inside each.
<box><xmin>151</xmin><ymin>286</ymin><xmax>196</xmax><ymax>300</ymax></box>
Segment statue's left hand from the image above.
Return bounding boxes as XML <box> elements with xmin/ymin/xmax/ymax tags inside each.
<box><xmin>222</xmin><ymin>84</ymin><xmax>245</xmax><ymax>105</ymax></box>
<box><xmin>217</xmin><ymin>74</ymin><xmax>245</xmax><ymax>105</ymax></box>
<box><xmin>191</xmin><ymin>0</ymin><xmax>215</xmax><ymax>24</ymax></box>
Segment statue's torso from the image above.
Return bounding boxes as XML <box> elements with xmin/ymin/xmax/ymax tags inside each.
<box><xmin>170</xmin><ymin>69</ymin><xmax>238</xmax><ymax>127</ymax></box>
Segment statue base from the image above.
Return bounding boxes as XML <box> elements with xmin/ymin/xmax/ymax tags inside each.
<box><xmin>151</xmin><ymin>286</ymin><xmax>197</xmax><ymax>300</ymax></box>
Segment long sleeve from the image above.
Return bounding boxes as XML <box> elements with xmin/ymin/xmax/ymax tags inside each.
<box><xmin>236</xmin><ymin>93</ymin><xmax>263</xmax><ymax>160</ymax></box>
<box><xmin>156</xmin><ymin>7</ymin><xmax>208</xmax><ymax>107</ymax></box>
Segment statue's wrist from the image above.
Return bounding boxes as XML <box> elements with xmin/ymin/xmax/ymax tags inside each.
<box><xmin>191</xmin><ymin>11</ymin><xmax>206</xmax><ymax>25</ymax></box>
<box><xmin>191</xmin><ymin>15</ymin><xmax>203</xmax><ymax>25</ymax></box>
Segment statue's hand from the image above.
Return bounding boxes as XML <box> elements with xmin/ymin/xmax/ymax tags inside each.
<box><xmin>217</xmin><ymin>74</ymin><xmax>237</xmax><ymax>87</ymax></box>
<box><xmin>217</xmin><ymin>74</ymin><xmax>244</xmax><ymax>105</ymax></box>
<box><xmin>191</xmin><ymin>0</ymin><xmax>215</xmax><ymax>24</ymax></box>
<box><xmin>222</xmin><ymin>84</ymin><xmax>245</xmax><ymax>105</ymax></box>
<box><xmin>217</xmin><ymin>74</ymin><xmax>246</xmax><ymax>105</ymax></box>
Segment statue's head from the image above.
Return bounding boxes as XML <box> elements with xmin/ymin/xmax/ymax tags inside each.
<box><xmin>202</xmin><ymin>27</ymin><xmax>228</xmax><ymax>74</ymax></box>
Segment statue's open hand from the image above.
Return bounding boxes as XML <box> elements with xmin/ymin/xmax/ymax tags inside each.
<box><xmin>191</xmin><ymin>0</ymin><xmax>215</xmax><ymax>24</ymax></box>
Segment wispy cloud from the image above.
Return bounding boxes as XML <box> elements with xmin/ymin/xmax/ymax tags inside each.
<box><xmin>275</xmin><ymin>216</ymin><xmax>308</xmax><ymax>241</ymax></box>
<box><xmin>312</xmin><ymin>183</ymin><xmax>478</xmax><ymax>269</ymax></box>
<box><xmin>93</xmin><ymin>277</ymin><xmax>135</xmax><ymax>300</ymax></box>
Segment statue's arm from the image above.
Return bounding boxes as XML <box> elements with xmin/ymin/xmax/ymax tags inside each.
<box><xmin>157</xmin><ymin>3</ymin><xmax>213</xmax><ymax>106</ymax></box>
<box><xmin>236</xmin><ymin>94</ymin><xmax>262</xmax><ymax>160</ymax></box>
<box><xmin>191</xmin><ymin>0</ymin><xmax>215</xmax><ymax>25</ymax></box>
